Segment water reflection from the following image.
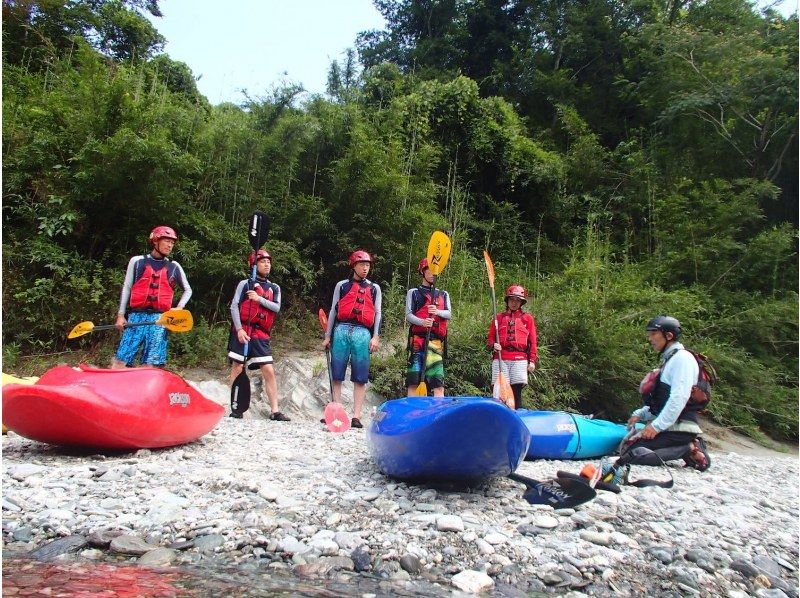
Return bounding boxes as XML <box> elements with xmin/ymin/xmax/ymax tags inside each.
<box><xmin>3</xmin><ymin>555</ymin><xmax>455</xmax><ymax>597</ymax></box>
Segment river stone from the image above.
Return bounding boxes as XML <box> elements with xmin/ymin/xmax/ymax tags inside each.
<box><xmin>110</xmin><ymin>534</ymin><xmax>157</xmax><ymax>555</ymax></box>
<box><xmin>580</xmin><ymin>531</ymin><xmax>613</xmax><ymax>546</ymax></box>
<box><xmin>731</xmin><ymin>559</ymin><xmax>762</xmax><ymax>578</ymax></box>
<box><xmin>533</xmin><ymin>515</ymin><xmax>559</xmax><ymax>529</ymax></box>
<box><xmin>29</xmin><ymin>535</ymin><xmax>87</xmax><ymax>559</ymax></box>
<box><xmin>293</xmin><ymin>562</ymin><xmax>332</xmax><ymax>577</ymax></box>
<box><xmin>138</xmin><ymin>548</ymin><xmax>178</xmax><ymax>566</ymax></box>
<box><xmin>194</xmin><ymin>533</ymin><xmax>225</xmax><ymax>553</ymax></box>
<box><xmin>753</xmin><ymin>556</ymin><xmax>784</xmax><ymax>577</ymax></box>
<box><xmin>351</xmin><ymin>546</ymin><xmax>371</xmax><ymax>572</ymax></box>
<box><xmin>400</xmin><ymin>553</ymin><xmax>422</xmax><ymax>575</ymax></box>
<box><xmin>321</xmin><ymin>556</ymin><xmax>355</xmax><ymax>571</ymax></box>
<box><xmin>648</xmin><ymin>546</ymin><xmax>675</xmax><ymax>564</ymax></box>
<box><xmin>437</xmin><ymin>515</ymin><xmax>464</xmax><ymax>532</ymax></box>
<box><xmin>8</xmin><ymin>464</ymin><xmax>46</xmax><ymax>481</ymax></box>
<box><xmin>451</xmin><ymin>569</ymin><xmax>494</xmax><ymax>593</ymax></box>
<box><xmin>88</xmin><ymin>529</ymin><xmax>124</xmax><ymax>547</ymax></box>
<box><xmin>484</xmin><ymin>532</ymin><xmax>508</xmax><ymax>545</ymax></box>
<box><xmin>12</xmin><ymin>527</ymin><xmax>33</xmax><ymax>542</ymax></box>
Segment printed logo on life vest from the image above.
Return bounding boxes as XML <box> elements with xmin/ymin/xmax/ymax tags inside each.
<box><xmin>169</xmin><ymin>392</ymin><xmax>190</xmax><ymax>407</ymax></box>
<box><xmin>556</xmin><ymin>423</ymin><xmax>577</xmax><ymax>433</ymax></box>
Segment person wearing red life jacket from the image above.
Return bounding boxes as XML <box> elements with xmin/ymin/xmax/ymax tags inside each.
<box><xmin>321</xmin><ymin>250</ymin><xmax>382</xmax><ymax>429</ymax></box>
<box><xmin>227</xmin><ymin>249</ymin><xmax>290</xmax><ymax>422</ymax></box>
<box><xmin>405</xmin><ymin>258</ymin><xmax>452</xmax><ymax>396</ymax></box>
<box><xmin>487</xmin><ymin>285</ymin><xmax>537</xmax><ymax>409</ymax></box>
<box><xmin>112</xmin><ymin>226</ymin><xmax>192</xmax><ymax>368</ymax></box>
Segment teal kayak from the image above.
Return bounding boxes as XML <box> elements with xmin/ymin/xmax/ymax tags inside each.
<box><xmin>518</xmin><ymin>410</ymin><xmax>629</xmax><ymax>460</ymax></box>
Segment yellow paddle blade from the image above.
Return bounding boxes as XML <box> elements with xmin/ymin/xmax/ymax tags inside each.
<box><xmin>157</xmin><ymin>308</ymin><xmax>193</xmax><ymax>332</ymax></box>
<box><xmin>67</xmin><ymin>321</ymin><xmax>95</xmax><ymax>339</ymax></box>
<box><xmin>483</xmin><ymin>250</ymin><xmax>496</xmax><ymax>288</ymax></box>
<box><xmin>415</xmin><ymin>381</ymin><xmax>428</xmax><ymax>396</ymax></box>
<box><xmin>427</xmin><ymin>231</ymin><xmax>452</xmax><ymax>276</ymax></box>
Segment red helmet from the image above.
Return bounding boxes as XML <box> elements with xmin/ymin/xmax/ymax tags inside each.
<box><xmin>418</xmin><ymin>258</ymin><xmax>429</xmax><ymax>274</ymax></box>
<box><xmin>248</xmin><ymin>249</ymin><xmax>272</xmax><ymax>267</ymax></box>
<box><xmin>149</xmin><ymin>226</ymin><xmax>178</xmax><ymax>244</ymax></box>
<box><xmin>505</xmin><ymin>285</ymin><xmax>527</xmax><ymax>305</ymax></box>
<box><xmin>349</xmin><ymin>250</ymin><xmax>373</xmax><ymax>268</ymax></box>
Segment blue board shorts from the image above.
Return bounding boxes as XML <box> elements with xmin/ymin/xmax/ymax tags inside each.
<box><xmin>330</xmin><ymin>323</ymin><xmax>372</xmax><ymax>384</ymax></box>
<box><xmin>115</xmin><ymin>312</ymin><xmax>168</xmax><ymax>366</ymax></box>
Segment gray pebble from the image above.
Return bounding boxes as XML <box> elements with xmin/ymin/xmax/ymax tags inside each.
<box><xmin>29</xmin><ymin>535</ymin><xmax>87</xmax><ymax>559</ymax></box>
<box><xmin>138</xmin><ymin>548</ymin><xmax>177</xmax><ymax>566</ymax></box>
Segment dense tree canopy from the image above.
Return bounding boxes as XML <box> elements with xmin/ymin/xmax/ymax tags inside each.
<box><xmin>2</xmin><ymin>0</ymin><xmax>797</xmax><ymax>439</ymax></box>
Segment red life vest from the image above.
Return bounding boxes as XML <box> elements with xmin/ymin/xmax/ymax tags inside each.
<box><xmin>410</xmin><ymin>289</ymin><xmax>448</xmax><ymax>339</ymax></box>
<box><xmin>129</xmin><ymin>256</ymin><xmax>177</xmax><ymax>312</ymax></box>
<box><xmin>497</xmin><ymin>310</ymin><xmax>532</xmax><ymax>352</ymax></box>
<box><xmin>238</xmin><ymin>282</ymin><xmax>276</xmax><ymax>341</ymax></box>
<box><xmin>336</xmin><ymin>281</ymin><xmax>376</xmax><ymax>328</ymax></box>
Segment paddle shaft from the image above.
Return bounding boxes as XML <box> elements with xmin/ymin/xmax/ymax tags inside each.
<box><xmin>489</xmin><ymin>285</ymin><xmax>510</xmax><ymax>384</ymax></box>
<box><xmin>231</xmin><ymin>211</ymin><xmax>269</xmax><ymax>415</ymax></box>
<box><xmin>92</xmin><ymin>321</ymin><xmax>163</xmax><ymax>332</ymax></box>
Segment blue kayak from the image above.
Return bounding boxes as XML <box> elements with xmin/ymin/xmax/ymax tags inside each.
<box><xmin>367</xmin><ymin>396</ymin><xmax>531</xmax><ymax>483</ymax></box>
<box><xmin>518</xmin><ymin>410</ymin><xmax>629</xmax><ymax>460</ymax></box>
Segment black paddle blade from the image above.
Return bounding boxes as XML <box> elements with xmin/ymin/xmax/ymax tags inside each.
<box><xmin>248</xmin><ymin>211</ymin><xmax>270</xmax><ymax>251</ymax></box>
<box><xmin>556</xmin><ymin>471</ymin><xmax>621</xmax><ymax>494</ymax></box>
<box><xmin>230</xmin><ymin>370</ymin><xmax>251</xmax><ymax>416</ymax></box>
<box><xmin>509</xmin><ymin>473</ymin><xmax>597</xmax><ymax>509</ymax></box>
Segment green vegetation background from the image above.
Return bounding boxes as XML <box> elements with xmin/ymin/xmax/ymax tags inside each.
<box><xmin>2</xmin><ymin>0</ymin><xmax>797</xmax><ymax>440</ymax></box>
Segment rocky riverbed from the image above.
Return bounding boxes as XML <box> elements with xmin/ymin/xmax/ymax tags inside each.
<box><xmin>3</xmin><ymin>404</ymin><xmax>799</xmax><ymax>597</ymax></box>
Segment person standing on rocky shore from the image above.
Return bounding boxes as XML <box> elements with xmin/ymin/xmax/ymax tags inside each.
<box><xmin>227</xmin><ymin>249</ymin><xmax>290</xmax><ymax>422</ymax></box>
<box><xmin>608</xmin><ymin>315</ymin><xmax>711</xmax><ymax>481</ymax></box>
<box><xmin>487</xmin><ymin>285</ymin><xmax>537</xmax><ymax>409</ymax></box>
<box><xmin>405</xmin><ymin>258</ymin><xmax>452</xmax><ymax>397</ymax></box>
<box><xmin>112</xmin><ymin>226</ymin><xmax>192</xmax><ymax>369</ymax></box>
<box><xmin>322</xmin><ymin>250</ymin><xmax>382</xmax><ymax>429</ymax></box>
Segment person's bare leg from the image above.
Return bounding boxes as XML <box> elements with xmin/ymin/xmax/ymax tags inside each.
<box><xmin>229</xmin><ymin>363</ymin><xmax>244</xmax><ymax>385</ymax></box>
<box><xmin>332</xmin><ymin>380</ymin><xmax>343</xmax><ymax>403</ymax></box>
<box><xmin>260</xmin><ymin>364</ymin><xmax>279</xmax><ymax>413</ymax></box>
<box><xmin>353</xmin><ymin>382</ymin><xmax>366</xmax><ymax>419</ymax></box>
<box><xmin>111</xmin><ymin>359</ymin><xmax>128</xmax><ymax>369</ymax></box>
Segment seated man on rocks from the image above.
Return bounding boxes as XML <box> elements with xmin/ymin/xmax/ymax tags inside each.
<box><xmin>605</xmin><ymin>315</ymin><xmax>711</xmax><ymax>483</ymax></box>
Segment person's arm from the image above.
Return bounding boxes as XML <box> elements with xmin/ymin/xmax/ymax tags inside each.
<box><xmin>260</xmin><ymin>283</ymin><xmax>281</xmax><ymax>313</ymax></box>
<box><xmin>436</xmin><ymin>290</ymin><xmax>452</xmax><ymax>320</ymax></box>
<box><xmin>630</xmin><ymin>405</ymin><xmax>654</xmax><ymax>423</ymax></box>
<box><xmin>487</xmin><ymin>320</ymin><xmax>497</xmax><ymax>349</ymax></box>
<box><xmin>405</xmin><ymin>289</ymin><xmax>426</xmax><ymax>326</ymax></box>
<box><xmin>325</xmin><ymin>281</ymin><xmax>344</xmax><ymax>339</ymax></box>
<box><xmin>649</xmin><ymin>352</ymin><xmax>698</xmax><ymax>432</ymax></box>
<box><xmin>172</xmin><ymin>261</ymin><xmax>192</xmax><ymax>308</ymax></box>
<box><xmin>371</xmin><ymin>283</ymin><xmax>382</xmax><ymax>337</ymax></box>
<box><xmin>117</xmin><ymin>256</ymin><xmax>138</xmax><ymax>315</ymax></box>
<box><xmin>526</xmin><ymin>314</ymin><xmax>538</xmax><ymax>363</ymax></box>
<box><xmin>230</xmin><ymin>280</ymin><xmax>247</xmax><ymax>331</ymax></box>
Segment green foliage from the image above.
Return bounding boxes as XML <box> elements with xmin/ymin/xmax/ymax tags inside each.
<box><xmin>168</xmin><ymin>317</ymin><xmax>228</xmax><ymax>368</ymax></box>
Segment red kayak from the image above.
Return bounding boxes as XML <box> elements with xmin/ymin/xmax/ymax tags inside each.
<box><xmin>2</xmin><ymin>364</ymin><xmax>224</xmax><ymax>449</ymax></box>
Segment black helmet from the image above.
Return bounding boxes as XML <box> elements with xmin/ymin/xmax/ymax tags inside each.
<box><xmin>646</xmin><ymin>315</ymin><xmax>682</xmax><ymax>340</ymax></box>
